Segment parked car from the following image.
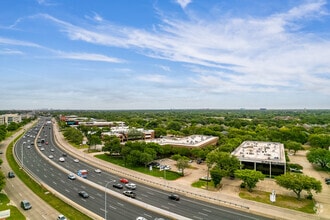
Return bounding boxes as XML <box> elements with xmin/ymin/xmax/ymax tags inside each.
<box><xmin>113</xmin><ymin>183</ymin><xmax>124</xmax><ymax>189</ymax></box>
<box><xmin>289</xmin><ymin>168</ymin><xmax>303</xmax><ymax>173</ymax></box>
<box><xmin>123</xmin><ymin>190</ymin><xmax>136</xmax><ymax>198</ymax></box>
<box><xmin>78</xmin><ymin>191</ymin><xmax>89</xmax><ymax>198</ymax></box>
<box><xmin>125</xmin><ymin>183</ymin><xmax>137</xmax><ymax>190</ymax></box>
<box><xmin>21</xmin><ymin>200</ymin><xmax>32</xmax><ymax>210</ymax></box>
<box><xmin>57</xmin><ymin>214</ymin><xmax>67</xmax><ymax>220</ymax></box>
<box><xmin>8</xmin><ymin>171</ymin><xmax>15</xmax><ymax>178</ymax></box>
<box><xmin>120</xmin><ymin>178</ymin><xmax>129</xmax><ymax>184</ymax></box>
<box><xmin>325</xmin><ymin>178</ymin><xmax>330</xmax><ymax>185</ymax></box>
<box><xmin>168</xmin><ymin>193</ymin><xmax>180</xmax><ymax>201</ymax></box>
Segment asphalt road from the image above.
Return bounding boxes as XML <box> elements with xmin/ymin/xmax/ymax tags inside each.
<box><xmin>14</xmin><ymin>117</ymin><xmax>271</xmax><ymax>220</ymax></box>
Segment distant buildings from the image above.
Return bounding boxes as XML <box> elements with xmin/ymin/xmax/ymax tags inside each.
<box><xmin>146</xmin><ymin>135</ymin><xmax>219</xmax><ymax>148</ymax></box>
<box><xmin>231</xmin><ymin>141</ymin><xmax>286</xmax><ymax>177</ymax></box>
<box><xmin>59</xmin><ymin>114</ymin><xmax>218</xmax><ymax>148</ymax></box>
<box><xmin>0</xmin><ymin>113</ymin><xmax>22</xmax><ymax>125</ymax></box>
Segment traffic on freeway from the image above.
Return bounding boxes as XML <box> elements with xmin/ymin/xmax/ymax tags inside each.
<box><xmin>14</xmin><ymin>117</ymin><xmax>271</xmax><ymax>220</ymax></box>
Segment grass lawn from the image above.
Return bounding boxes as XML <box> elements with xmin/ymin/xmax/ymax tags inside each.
<box><xmin>95</xmin><ymin>154</ymin><xmax>182</xmax><ymax>180</ymax></box>
<box><xmin>239</xmin><ymin>189</ymin><xmax>315</xmax><ymax>214</ymax></box>
<box><xmin>191</xmin><ymin>180</ymin><xmax>220</xmax><ymax>191</ymax></box>
<box><xmin>0</xmin><ymin>193</ymin><xmax>25</xmax><ymax>220</ymax></box>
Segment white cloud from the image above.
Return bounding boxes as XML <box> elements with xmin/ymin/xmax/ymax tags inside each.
<box><xmin>175</xmin><ymin>0</ymin><xmax>192</xmax><ymax>9</ymax></box>
<box><xmin>58</xmin><ymin>52</ymin><xmax>124</xmax><ymax>63</ymax></box>
<box><xmin>0</xmin><ymin>37</ymin><xmax>42</xmax><ymax>48</ymax></box>
<box><xmin>137</xmin><ymin>74</ymin><xmax>173</xmax><ymax>83</ymax></box>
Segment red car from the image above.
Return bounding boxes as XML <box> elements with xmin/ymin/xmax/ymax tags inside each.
<box><xmin>120</xmin><ymin>178</ymin><xmax>129</xmax><ymax>184</ymax></box>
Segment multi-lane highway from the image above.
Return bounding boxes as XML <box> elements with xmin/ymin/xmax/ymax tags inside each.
<box><xmin>14</xmin><ymin>118</ymin><xmax>271</xmax><ymax>220</ymax></box>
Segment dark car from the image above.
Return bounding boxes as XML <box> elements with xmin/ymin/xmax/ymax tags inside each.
<box><xmin>8</xmin><ymin>171</ymin><xmax>15</xmax><ymax>178</ymax></box>
<box><xmin>21</xmin><ymin>200</ymin><xmax>32</xmax><ymax>210</ymax></box>
<box><xmin>168</xmin><ymin>193</ymin><xmax>180</xmax><ymax>201</ymax></box>
<box><xmin>113</xmin><ymin>183</ymin><xmax>123</xmax><ymax>189</ymax></box>
<box><xmin>78</xmin><ymin>191</ymin><xmax>89</xmax><ymax>198</ymax></box>
<box><xmin>123</xmin><ymin>190</ymin><xmax>136</xmax><ymax>198</ymax></box>
<box><xmin>325</xmin><ymin>178</ymin><xmax>330</xmax><ymax>185</ymax></box>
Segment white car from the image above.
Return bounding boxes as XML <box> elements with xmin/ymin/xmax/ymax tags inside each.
<box><xmin>125</xmin><ymin>183</ymin><xmax>137</xmax><ymax>190</ymax></box>
<box><xmin>95</xmin><ymin>169</ymin><xmax>101</xmax><ymax>173</ymax></box>
<box><xmin>73</xmin><ymin>159</ymin><xmax>79</xmax><ymax>163</ymax></box>
<box><xmin>136</xmin><ymin>217</ymin><xmax>147</xmax><ymax>220</ymax></box>
<box><xmin>57</xmin><ymin>214</ymin><xmax>67</xmax><ymax>220</ymax></box>
<box><xmin>59</xmin><ymin>157</ymin><xmax>65</xmax><ymax>162</ymax></box>
<box><xmin>68</xmin><ymin>173</ymin><xmax>76</xmax><ymax>180</ymax></box>
<box><xmin>48</xmin><ymin>155</ymin><xmax>54</xmax><ymax>159</ymax></box>
<box><xmin>50</xmin><ymin>148</ymin><xmax>55</xmax><ymax>152</ymax></box>
<box><xmin>40</xmin><ymin>147</ymin><xmax>45</xmax><ymax>151</ymax></box>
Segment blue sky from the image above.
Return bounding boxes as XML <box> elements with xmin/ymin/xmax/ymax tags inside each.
<box><xmin>1</xmin><ymin>0</ymin><xmax>330</xmax><ymax>110</ymax></box>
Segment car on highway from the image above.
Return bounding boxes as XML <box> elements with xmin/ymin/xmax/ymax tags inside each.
<box><xmin>40</xmin><ymin>147</ymin><xmax>45</xmax><ymax>151</ymax></box>
<box><xmin>95</xmin><ymin>169</ymin><xmax>102</xmax><ymax>173</ymax></box>
<box><xmin>113</xmin><ymin>183</ymin><xmax>123</xmax><ymax>189</ymax></box>
<box><xmin>48</xmin><ymin>155</ymin><xmax>54</xmax><ymax>159</ymax></box>
<box><xmin>21</xmin><ymin>200</ymin><xmax>32</xmax><ymax>210</ymax></box>
<box><xmin>57</xmin><ymin>214</ymin><xmax>67</xmax><ymax>220</ymax></box>
<box><xmin>78</xmin><ymin>191</ymin><xmax>89</xmax><ymax>198</ymax></box>
<box><xmin>136</xmin><ymin>217</ymin><xmax>147</xmax><ymax>220</ymax></box>
<box><xmin>50</xmin><ymin>148</ymin><xmax>55</xmax><ymax>152</ymax></box>
<box><xmin>73</xmin><ymin>158</ymin><xmax>79</xmax><ymax>163</ymax></box>
<box><xmin>120</xmin><ymin>178</ymin><xmax>129</xmax><ymax>184</ymax></box>
<box><xmin>125</xmin><ymin>183</ymin><xmax>136</xmax><ymax>190</ymax></box>
<box><xmin>123</xmin><ymin>190</ymin><xmax>136</xmax><ymax>198</ymax></box>
<box><xmin>68</xmin><ymin>173</ymin><xmax>76</xmax><ymax>180</ymax></box>
<box><xmin>59</xmin><ymin>157</ymin><xmax>65</xmax><ymax>162</ymax></box>
<box><xmin>168</xmin><ymin>193</ymin><xmax>180</xmax><ymax>201</ymax></box>
<box><xmin>8</xmin><ymin>171</ymin><xmax>15</xmax><ymax>178</ymax></box>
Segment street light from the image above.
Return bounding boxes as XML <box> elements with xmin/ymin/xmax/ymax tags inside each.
<box><xmin>104</xmin><ymin>180</ymin><xmax>115</xmax><ymax>220</ymax></box>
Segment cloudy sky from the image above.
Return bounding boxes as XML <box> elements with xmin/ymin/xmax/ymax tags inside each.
<box><xmin>1</xmin><ymin>0</ymin><xmax>330</xmax><ymax>110</ymax></box>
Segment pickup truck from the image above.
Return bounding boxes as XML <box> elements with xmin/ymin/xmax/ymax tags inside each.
<box><xmin>123</xmin><ymin>190</ymin><xmax>136</xmax><ymax>198</ymax></box>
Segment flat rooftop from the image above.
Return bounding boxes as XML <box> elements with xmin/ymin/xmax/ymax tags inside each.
<box><xmin>232</xmin><ymin>141</ymin><xmax>286</xmax><ymax>164</ymax></box>
<box><xmin>146</xmin><ymin>135</ymin><xmax>218</xmax><ymax>148</ymax></box>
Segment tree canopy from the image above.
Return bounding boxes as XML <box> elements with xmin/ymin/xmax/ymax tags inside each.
<box><xmin>306</xmin><ymin>148</ymin><xmax>330</xmax><ymax>168</ymax></box>
<box><xmin>234</xmin><ymin>169</ymin><xmax>265</xmax><ymax>192</ymax></box>
<box><xmin>275</xmin><ymin>173</ymin><xmax>322</xmax><ymax>200</ymax></box>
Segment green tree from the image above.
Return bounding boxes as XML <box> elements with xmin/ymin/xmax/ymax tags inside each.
<box><xmin>306</xmin><ymin>148</ymin><xmax>330</xmax><ymax>168</ymax></box>
<box><xmin>285</xmin><ymin>141</ymin><xmax>303</xmax><ymax>155</ymax></box>
<box><xmin>176</xmin><ymin>157</ymin><xmax>189</xmax><ymax>176</ymax></box>
<box><xmin>0</xmin><ymin>125</ymin><xmax>6</xmax><ymax>142</ymax></box>
<box><xmin>206</xmin><ymin>151</ymin><xmax>241</xmax><ymax>177</ymax></box>
<box><xmin>63</xmin><ymin>127</ymin><xmax>83</xmax><ymax>145</ymax></box>
<box><xmin>234</xmin><ymin>169</ymin><xmax>265</xmax><ymax>192</ymax></box>
<box><xmin>6</xmin><ymin>122</ymin><xmax>19</xmax><ymax>131</ymax></box>
<box><xmin>103</xmin><ymin>135</ymin><xmax>121</xmax><ymax>155</ymax></box>
<box><xmin>275</xmin><ymin>173</ymin><xmax>322</xmax><ymax>200</ymax></box>
<box><xmin>0</xmin><ymin>171</ymin><xmax>6</xmax><ymax>191</ymax></box>
<box><xmin>210</xmin><ymin>167</ymin><xmax>226</xmax><ymax>187</ymax></box>
<box><xmin>140</xmin><ymin>152</ymin><xmax>153</xmax><ymax>167</ymax></box>
<box><xmin>308</xmin><ymin>134</ymin><xmax>330</xmax><ymax>149</ymax></box>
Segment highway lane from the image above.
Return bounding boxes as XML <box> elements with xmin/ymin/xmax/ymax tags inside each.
<box><xmin>15</xmin><ymin>118</ymin><xmax>271</xmax><ymax>220</ymax></box>
<box><xmin>15</xmin><ymin>120</ymin><xmax>170</xmax><ymax>220</ymax></box>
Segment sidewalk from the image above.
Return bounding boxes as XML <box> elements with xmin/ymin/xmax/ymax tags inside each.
<box><xmin>0</xmin><ymin>122</ymin><xmax>60</xmax><ymax>220</ymax></box>
<box><xmin>52</xmin><ymin>120</ymin><xmax>329</xmax><ymax>220</ymax></box>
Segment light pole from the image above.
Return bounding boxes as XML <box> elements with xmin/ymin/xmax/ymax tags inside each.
<box><xmin>104</xmin><ymin>180</ymin><xmax>114</xmax><ymax>220</ymax></box>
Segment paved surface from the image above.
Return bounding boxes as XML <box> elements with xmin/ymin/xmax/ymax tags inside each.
<box><xmin>0</xmin><ymin>122</ymin><xmax>60</xmax><ymax>220</ymax></box>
